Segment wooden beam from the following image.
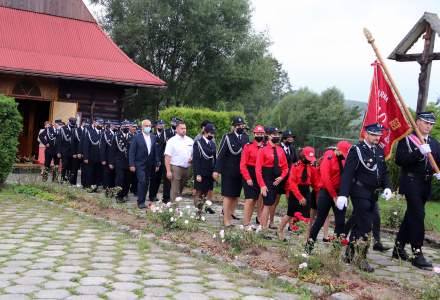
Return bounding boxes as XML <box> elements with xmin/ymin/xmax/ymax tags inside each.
<box><xmin>417</xmin><ymin>25</ymin><xmax>436</xmax><ymax>113</ymax></box>
<box><xmin>394</xmin><ymin>52</ymin><xmax>440</xmax><ymax>62</ymax></box>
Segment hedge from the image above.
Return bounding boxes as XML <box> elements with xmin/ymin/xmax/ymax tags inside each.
<box><xmin>0</xmin><ymin>95</ymin><xmax>22</xmax><ymax>185</ymax></box>
<box><xmin>159</xmin><ymin>106</ymin><xmax>245</xmax><ymax>139</ymax></box>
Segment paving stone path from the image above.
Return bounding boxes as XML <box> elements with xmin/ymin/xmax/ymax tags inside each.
<box><xmin>0</xmin><ymin>196</ymin><xmax>305</xmax><ymax>300</ymax></box>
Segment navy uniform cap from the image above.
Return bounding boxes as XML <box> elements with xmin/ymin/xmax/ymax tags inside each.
<box><xmin>265</xmin><ymin>126</ymin><xmax>281</xmax><ymax>135</ymax></box>
<box><xmin>232</xmin><ymin>116</ymin><xmax>244</xmax><ymax>125</ymax></box>
<box><xmin>94</xmin><ymin>118</ymin><xmax>104</xmax><ymax>124</ymax></box>
<box><xmin>156</xmin><ymin>119</ymin><xmax>166</xmax><ymax>125</ymax></box>
<box><xmin>365</xmin><ymin>123</ymin><xmax>384</xmax><ymax>136</ymax></box>
<box><xmin>417</xmin><ymin>111</ymin><xmax>436</xmax><ymax>124</ymax></box>
<box><xmin>54</xmin><ymin>119</ymin><xmax>62</xmax><ymax>124</ymax></box>
<box><xmin>282</xmin><ymin>130</ymin><xmax>295</xmax><ymax>139</ymax></box>
<box><xmin>171</xmin><ymin>117</ymin><xmax>182</xmax><ymax>123</ymax></box>
<box><xmin>204</xmin><ymin>123</ymin><xmax>216</xmax><ymax>134</ymax></box>
<box><xmin>120</xmin><ymin>120</ymin><xmax>130</xmax><ymax>126</ymax></box>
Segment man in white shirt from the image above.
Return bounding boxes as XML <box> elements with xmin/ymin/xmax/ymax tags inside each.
<box><xmin>164</xmin><ymin>121</ymin><xmax>194</xmax><ymax>202</ymax></box>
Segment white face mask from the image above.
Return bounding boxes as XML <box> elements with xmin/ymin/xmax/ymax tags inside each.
<box><xmin>143</xmin><ymin>127</ymin><xmax>151</xmax><ymax>134</ymax></box>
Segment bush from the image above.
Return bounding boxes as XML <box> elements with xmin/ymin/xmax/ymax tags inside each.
<box><xmin>380</xmin><ymin>196</ymin><xmax>406</xmax><ymax>229</ymax></box>
<box><xmin>159</xmin><ymin>106</ymin><xmax>244</xmax><ymax>139</ymax></box>
<box><xmin>0</xmin><ymin>95</ymin><xmax>22</xmax><ymax>185</ymax></box>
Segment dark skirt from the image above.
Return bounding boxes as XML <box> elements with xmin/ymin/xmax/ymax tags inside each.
<box><xmin>221</xmin><ymin>175</ymin><xmax>242</xmax><ymax>197</ymax></box>
<box><xmin>262</xmin><ymin>167</ymin><xmax>277</xmax><ymax>206</ymax></box>
<box><xmin>194</xmin><ymin>175</ymin><xmax>214</xmax><ymax>193</ymax></box>
<box><xmin>242</xmin><ymin>166</ymin><xmax>260</xmax><ymax>200</ymax></box>
<box><xmin>287</xmin><ymin>185</ymin><xmax>311</xmax><ymax>218</ymax></box>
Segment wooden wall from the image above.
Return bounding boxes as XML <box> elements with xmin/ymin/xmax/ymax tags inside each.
<box><xmin>0</xmin><ymin>74</ymin><xmax>58</xmax><ymax>101</ymax></box>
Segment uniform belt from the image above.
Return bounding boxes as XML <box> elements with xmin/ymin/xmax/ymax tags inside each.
<box><xmin>405</xmin><ymin>172</ymin><xmax>432</xmax><ymax>181</ymax></box>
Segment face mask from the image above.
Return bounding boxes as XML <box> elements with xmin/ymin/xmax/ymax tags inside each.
<box><xmin>143</xmin><ymin>127</ymin><xmax>151</xmax><ymax>134</ymax></box>
<box><xmin>301</xmin><ymin>157</ymin><xmax>310</xmax><ymax>164</ymax></box>
<box><xmin>156</xmin><ymin>128</ymin><xmax>162</xmax><ymax>133</ymax></box>
<box><xmin>284</xmin><ymin>141</ymin><xmax>291</xmax><ymax>146</ymax></box>
<box><xmin>96</xmin><ymin>125</ymin><xmax>102</xmax><ymax>130</ymax></box>
<box><xmin>207</xmin><ymin>135</ymin><xmax>214</xmax><ymax>140</ymax></box>
<box><xmin>271</xmin><ymin>137</ymin><xmax>280</xmax><ymax>144</ymax></box>
<box><xmin>171</xmin><ymin>125</ymin><xmax>176</xmax><ymax>130</ymax></box>
<box><xmin>69</xmin><ymin>121</ymin><xmax>76</xmax><ymax>127</ymax></box>
<box><xmin>236</xmin><ymin>127</ymin><xmax>244</xmax><ymax>135</ymax></box>
<box><xmin>112</xmin><ymin>128</ymin><xmax>118</xmax><ymax>133</ymax></box>
<box><xmin>255</xmin><ymin>136</ymin><xmax>264</xmax><ymax>143</ymax></box>
<box><xmin>122</xmin><ymin>128</ymin><xmax>129</xmax><ymax>133</ymax></box>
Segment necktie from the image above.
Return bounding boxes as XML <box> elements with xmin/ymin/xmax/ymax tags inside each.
<box><xmin>273</xmin><ymin>146</ymin><xmax>281</xmax><ymax>177</ymax></box>
<box><xmin>301</xmin><ymin>163</ymin><xmax>308</xmax><ymax>183</ymax></box>
<box><xmin>238</xmin><ymin>134</ymin><xmax>242</xmax><ymax>142</ymax></box>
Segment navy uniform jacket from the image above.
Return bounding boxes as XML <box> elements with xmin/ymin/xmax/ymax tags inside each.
<box><xmin>39</xmin><ymin>127</ymin><xmax>57</xmax><ymax>148</ymax></box>
<box><xmin>56</xmin><ymin>125</ymin><xmax>74</xmax><ymax>157</ymax></box>
<box><xmin>82</xmin><ymin>127</ymin><xmax>101</xmax><ymax>163</ymax></box>
<box><xmin>99</xmin><ymin>130</ymin><xmax>114</xmax><ymax>163</ymax></box>
<box><xmin>193</xmin><ymin>137</ymin><xmax>216</xmax><ymax>177</ymax></box>
<box><xmin>109</xmin><ymin>132</ymin><xmax>132</xmax><ymax>170</ymax></box>
<box><xmin>339</xmin><ymin>141</ymin><xmax>390</xmax><ymax>198</ymax></box>
<box><xmin>165</xmin><ymin>128</ymin><xmax>176</xmax><ymax>142</ymax></box>
<box><xmin>71</xmin><ymin>127</ymin><xmax>83</xmax><ymax>156</ymax></box>
<box><xmin>281</xmin><ymin>143</ymin><xmax>298</xmax><ymax>168</ymax></box>
<box><xmin>154</xmin><ymin>129</ymin><xmax>167</xmax><ymax>157</ymax></box>
<box><xmin>214</xmin><ymin>132</ymin><xmax>249</xmax><ymax>177</ymax></box>
<box><xmin>128</xmin><ymin>133</ymin><xmax>161</xmax><ymax>170</ymax></box>
<box><xmin>396</xmin><ymin>133</ymin><xmax>440</xmax><ymax>195</ymax></box>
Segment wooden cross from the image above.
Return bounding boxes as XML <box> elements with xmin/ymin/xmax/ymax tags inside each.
<box><xmin>388</xmin><ymin>12</ymin><xmax>440</xmax><ymax>113</ymax></box>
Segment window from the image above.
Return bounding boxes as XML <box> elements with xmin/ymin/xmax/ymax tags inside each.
<box><xmin>12</xmin><ymin>80</ymin><xmax>41</xmax><ymax>97</ymax></box>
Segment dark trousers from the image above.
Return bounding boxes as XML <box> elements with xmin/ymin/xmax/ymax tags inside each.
<box><xmin>115</xmin><ymin>167</ymin><xmax>131</xmax><ymax>199</ymax></box>
<box><xmin>135</xmin><ymin>166</ymin><xmax>152</xmax><ymax>205</ymax></box>
<box><xmin>396</xmin><ymin>179</ymin><xmax>430</xmax><ymax>250</ymax></box>
<box><xmin>161</xmin><ymin>164</ymin><xmax>171</xmax><ymax>202</ymax></box>
<box><xmin>345</xmin><ymin>201</ymin><xmax>381</xmax><ymax>241</ymax></box>
<box><xmin>80</xmin><ymin>161</ymin><xmax>86</xmax><ymax>187</ymax></box>
<box><xmin>84</xmin><ymin>161</ymin><xmax>102</xmax><ymax>188</ymax></box>
<box><xmin>148</xmin><ymin>164</ymin><xmax>163</xmax><ymax>201</ymax></box>
<box><xmin>70</xmin><ymin>157</ymin><xmax>81</xmax><ymax>185</ymax></box>
<box><xmin>310</xmin><ymin>189</ymin><xmax>346</xmax><ymax>241</ymax></box>
<box><xmin>349</xmin><ymin>185</ymin><xmax>377</xmax><ymax>242</ymax></box>
<box><xmin>61</xmin><ymin>156</ymin><xmax>73</xmax><ymax>181</ymax></box>
<box><xmin>103</xmin><ymin>164</ymin><xmax>115</xmax><ymax>189</ymax></box>
<box><xmin>44</xmin><ymin>147</ymin><xmax>59</xmax><ymax>168</ymax></box>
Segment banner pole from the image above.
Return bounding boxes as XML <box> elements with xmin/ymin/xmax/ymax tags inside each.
<box><xmin>363</xmin><ymin>28</ymin><xmax>440</xmax><ymax>173</ymax></box>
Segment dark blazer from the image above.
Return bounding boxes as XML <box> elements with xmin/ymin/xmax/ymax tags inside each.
<box><xmin>56</xmin><ymin>125</ymin><xmax>74</xmax><ymax>157</ymax></box>
<box><xmin>193</xmin><ymin>138</ymin><xmax>216</xmax><ymax>177</ymax></box>
<box><xmin>214</xmin><ymin>132</ymin><xmax>249</xmax><ymax>177</ymax></box>
<box><xmin>281</xmin><ymin>143</ymin><xmax>298</xmax><ymax>168</ymax></box>
<box><xmin>109</xmin><ymin>132</ymin><xmax>132</xmax><ymax>169</ymax></box>
<box><xmin>99</xmin><ymin>130</ymin><xmax>114</xmax><ymax>163</ymax></box>
<box><xmin>129</xmin><ymin>133</ymin><xmax>161</xmax><ymax>170</ymax></box>
<box><xmin>39</xmin><ymin>127</ymin><xmax>57</xmax><ymax>148</ymax></box>
<box><xmin>82</xmin><ymin>127</ymin><xmax>101</xmax><ymax>163</ymax></box>
<box><xmin>71</xmin><ymin>127</ymin><xmax>83</xmax><ymax>155</ymax></box>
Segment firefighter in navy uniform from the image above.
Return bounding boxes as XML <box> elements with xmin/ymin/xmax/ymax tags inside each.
<box><xmin>148</xmin><ymin>120</ymin><xmax>167</xmax><ymax>202</ymax></box>
<box><xmin>336</xmin><ymin>123</ymin><xmax>393</xmax><ymax>273</ymax></box>
<box><xmin>393</xmin><ymin>112</ymin><xmax>440</xmax><ymax>269</ymax></box>
<box><xmin>213</xmin><ymin>116</ymin><xmax>249</xmax><ymax>227</ymax></box>
<box><xmin>38</xmin><ymin>121</ymin><xmax>59</xmax><ymax>182</ymax></box>
<box><xmin>56</xmin><ymin>117</ymin><xmax>76</xmax><ymax>183</ymax></box>
<box><xmin>71</xmin><ymin>118</ymin><xmax>88</xmax><ymax>186</ymax></box>
<box><xmin>83</xmin><ymin>118</ymin><xmax>104</xmax><ymax>191</ymax></box>
<box><xmin>109</xmin><ymin>120</ymin><xmax>133</xmax><ymax>202</ymax></box>
<box><xmin>100</xmin><ymin>120</ymin><xmax>117</xmax><ymax>194</ymax></box>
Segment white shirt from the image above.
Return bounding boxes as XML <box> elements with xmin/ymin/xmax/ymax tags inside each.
<box><xmin>143</xmin><ymin>132</ymin><xmax>152</xmax><ymax>154</ymax></box>
<box><xmin>164</xmin><ymin>134</ymin><xmax>194</xmax><ymax>168</ymax></box>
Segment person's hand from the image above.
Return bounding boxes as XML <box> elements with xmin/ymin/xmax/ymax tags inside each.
<box><xmin>109</xmin><ymin>164</ymin><xmax>114</xmax><ymax>170</ymax></box>
<box><xmin>130</xmin><ymin>166</ymin><xmax>136</xmax><ymax>172</ymax></box>
<box><xmin>155</xmin><ymin>166</ymin><xmax>160</xmax><ymax>172</ymax></box>
<box><xmin>336</xmin><ymin>196</ymin><xmax>348</xmax><ymax>210</ymax></box>
<box><xmin>434</xmin><ymin>173</ymin><xmax>440</xmax><ymax>181</ymax></box>
<box><xmin>419</xmin><ymin>143</ymin><xmax>432</xmax><ymax>155</ymax></box>
<box><xmin>261</xmin><ymin>186</ymin><xmax>268</xmax><ymax>197</ymax></box>
<box><xmin>273</xmin><ymin>176</ymin><xmax>283</xmax><ymax>186</ymax></box>
<box><xmin>83</xmin><ymin>159</ymin><xmax>89</xmax><ymax>164</ymax></box>
<box><xmin>196</xmin><ymin>175</ymin><xmax>202</xmax><ymax>182</ymax></box>
<box><xmin>167</xmin><ymin>171</ymin><xmax>172</xmax><ymax>180</ymax></box>
<box><xmin>382</xmin><ymin>188</ymin><xmax>393</xmax><ymax>201</ymax></box>
<box><xmin>77</xmin><ymin>154</ymin><xmax>82</xmax><ymax>159</ymax></box>
<box><xmin>188</xmin><ymin>157</ymin><xmax>192</xmax><ymax>164</ymax></box>
<box><xmin>102</xmin><ymin>161</ymin><xmax>107</xmax><ymax>165</ymax></box>
<box><xmin>246</xmin><ymin>179</ymin><xmax>253</xmax><ymax>186</ymax></box>
<box><xmin>299</xmin><ymin>197</ymin><xmax>306</xmax><ymax>206</ymax></box>
<box><xmin>213</xmin><ymin>172</ymin><xmax>219</xmax><ymax>181</ymax></box>
<box><xmin>73</xmin><ymin>154</ymin><xmax>77</xmax><ymax>159</ymax></box>
<box><xmin>57</xmin><ymin>153</ymin><xmax>61</xmax><ymax>158</ymax></box>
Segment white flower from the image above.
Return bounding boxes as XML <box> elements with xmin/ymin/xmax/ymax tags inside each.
<box><xmin>184</xmin><ymin>220</ymin><xmax>189</xmax><ymax>224</ymax></box>
<box><xmin>201</xmin><ymin>216</ymin><xmax>206</xmax><ymax>221</ymax></box>
<box><xmin>166</xmin><ymin>202</ymin><xmax>172</xmax><ymax>207</ymax></box>
<box><xmin>205</xmin><ymin>200</ymin><xmax>212</xmax><ymax>206</ymax></box>
<box><xmin>170</xmin><ymin>217</ymin><xmax>175</xmax><ymax>222</ymax></box>
<box><xmin>212</xmin><ymin>234</ymin><xmax>217</xmax><ymax>239</ymax></box>
<box><xmin>179</xmin><ymin>211</ymin><xmax>183</xmax><ymax>217</ymax></box>
<box><xmin>168</xmin><ymin>208</ymin><xmax>173</xmax><ymax>213</ymax></box>
<box><xmin>298</xmin><ymin>262</ymin><xmax>308</xmax><ymax>269</ymax></box>
<box><xmin>255</xmin><ymin>225</ymin><xmax>262</xmax><ymax>233</ymax></box>
<box><xmin>190</xmin><ymin>215</ymin><xmax>195</xmax><ymax>219</ymax></box>
<box><xmin>186</xmin><ymin>205</ymin><xmax>191</xmax><ymax>209</ymax></box>
<box><xmin>176</xmin><ymin>196</ymin><xmax>183</xmax><ymax>202</ymax></box>
<box><xmin>434</xmin><ymin>266</ymin><xmax>440</xmax><ymax>273</ymax></box>
<box><xmin>393</xmin><ymin>211</ymin><xmax>398</xmax><ymax>216</ymax></box>
<box><xmin>239</xmin><ymin>225</ymin><xmax>244</xmax><ymax>230</ymax></box>
<box><xmin>221</xmin><ymin>239</ymin><xmax>225</xmax><ymax>243</ymax></box>
<box><xmin>301</xmin><ymin>253</ymin><xmax>308</xmax><ymax>258</ymax></box>
<box><xmin>219</xmin><ymin>229</ymin><xmax>225</xmax><ymax>239</ymax></box>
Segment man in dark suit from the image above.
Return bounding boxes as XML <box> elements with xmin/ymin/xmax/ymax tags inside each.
<box><xmin>38</xmin><ymin>121</ymin><xmax>58</xmax><ymax>182</ymax></box>
<box><xmin>148</xmin><ymin>119</ymin><xmax>167</xmax><ymax>202</ymax></box>
<box><xmin>56</xmin><ymin>117</ymin><xmax>76</xmax><ymax>183</ymax></box>
<box><xmin>129</xmin><ymin>119</ymin><xmax>161</xmax><ymax>209</ymax></box>
<box><xmin>100</xmin><ymin>120</ymin><xmax>117</xmax><ymax>193</ymax></box>
<box><xmin>83</xmin><ymin>118</ymin><xmax>104</xmax><ymax>191</ymax></box>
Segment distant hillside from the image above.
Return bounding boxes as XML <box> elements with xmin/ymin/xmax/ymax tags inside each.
<box><xmin>345</xmin><ymin>99</ymin><xmax>367</xmax><ymax>111</ymax></box>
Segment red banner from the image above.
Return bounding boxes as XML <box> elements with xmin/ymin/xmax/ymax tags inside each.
<box><xmin>360</xmin><ymin>61</ymin><xmax>411</xmax><ymax>160</ymax></box>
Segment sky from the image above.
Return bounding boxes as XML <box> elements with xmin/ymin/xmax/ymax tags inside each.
<box><xmin>85</xmin><ymin>0</ymin><xmax>440</xmax><ymax>108</ymax></box>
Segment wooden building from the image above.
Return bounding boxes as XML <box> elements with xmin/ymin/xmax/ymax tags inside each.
<box><xmin>0</xmin><ymin>0</ymin><xmax>166</xmax><ymax>158</ymax></box>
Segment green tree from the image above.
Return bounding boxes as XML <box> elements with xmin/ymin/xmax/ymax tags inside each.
<box><xmin>91</xmin><ymin>0</ymin><xmax>291</xmax><ymax>122</ymax></box>
<box><xmin>259</xmin><ymin>87</ymin><xmax>361</xmax><ymax>149</ymax></box>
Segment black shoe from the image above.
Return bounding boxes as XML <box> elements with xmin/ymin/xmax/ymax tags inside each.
<box><xmin>162</xmin><ymin>199</ymin><xmax>170</xmax><ymax>204</ymax></box>
<box><xmin>138</xmin><ymin>203</ymin><xmax>147</xmax><ymax>209</ymax></box>
<box><xmin>231</xmin><ymin>214</ymin><xmax>240</xmax><ymax>220</ymax></box>
<box><xmin>255</xmin><ymin>217</ymin><xmax>260</xmax><ymax>225</ymax></box>
<box><xmin>411</xmin><ymin>253</ymin><xmax>433</xmax><ymax>270</ymax></box>
<box><xmin>205</xmin><ymin>207</ymin><xmax>215</xmax><ymax>214</ymax></box>
<box><xmin>392</xmin><ymin>246</ymin><xmax>409</xmax><ymax>261</ymax></box>
<box><xmin>359</xmin><ymin>259</ymin><xmax>375</xmax><ymax>273</ymax></box>
<box><xmin>305</xmin><ymin>240</ymin><xmax>314</xmax><ymax>255</ymax></box>
<box><xmin>149</xmin><ymin>198</ymin><xmax>158</xmax><ymax>202</ymax></box>
<box><xmin>373</xmin><ymin>242</ymin><xmax>390</xmax><ymax>252</ymax></box>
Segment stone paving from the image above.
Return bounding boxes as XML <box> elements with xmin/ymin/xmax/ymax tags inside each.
<box><xmin>0</xmin><ymin>195</ymin><xmax>305</xmax><ymax>300</ymax></box>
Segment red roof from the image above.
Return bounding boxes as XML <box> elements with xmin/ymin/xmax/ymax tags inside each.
<box><xmin>0</xmin><ymin>6</ymin><xmax>166</xmax><ymax>87</ymax></box>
